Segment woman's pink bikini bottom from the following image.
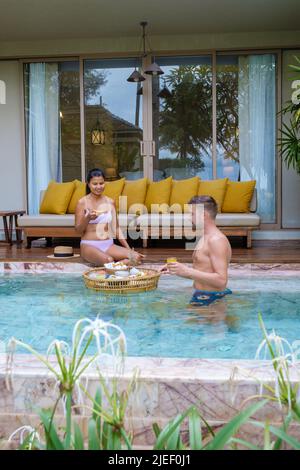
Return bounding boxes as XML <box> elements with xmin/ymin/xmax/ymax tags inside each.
<box><xmin>80</xmin><ymin>239</ymin><xmax>114</xmax><ymax>253</ymax></box>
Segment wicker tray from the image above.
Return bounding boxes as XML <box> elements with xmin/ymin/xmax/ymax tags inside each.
<box><xmin>83</xmin><ymin>267</ymin><xmax>160</xmax><ymax>294</ymax></box>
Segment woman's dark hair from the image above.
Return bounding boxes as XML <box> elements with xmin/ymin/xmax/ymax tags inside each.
<box><xmin>86</xmin><ymin>168</ymin><xmax>105</xmax><ymax>194</ymax></box>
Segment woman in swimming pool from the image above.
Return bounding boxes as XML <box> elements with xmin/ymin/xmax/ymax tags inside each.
<box><xmin>75</xmin><ymin>168</ymin><xmax>144</xmax><ymax>266</ymax></box>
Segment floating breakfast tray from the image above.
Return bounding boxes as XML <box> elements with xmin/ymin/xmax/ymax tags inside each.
<box><xmin>83</xmin><ymin>267</ymin><xmax>160</xmax><ymax>294</ymax></box>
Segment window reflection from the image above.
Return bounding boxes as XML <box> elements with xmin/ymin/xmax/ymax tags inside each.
<box><xmin>84</xmin><ymin>59</ymin><xmax>143</xmax><ymax>180</ymax></box>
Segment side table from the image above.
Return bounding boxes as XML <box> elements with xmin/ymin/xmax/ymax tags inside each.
<box><xmin>0</xmin><ymin>210</ymin><xmax>26</xmax><ymax>247</ymax></box>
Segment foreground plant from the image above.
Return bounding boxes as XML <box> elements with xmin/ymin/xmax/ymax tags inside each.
<box><xmin>7</xmin><ymin>316</ymin><xmax>126</xmax><ymax>449</ymax></box>
<box><xmin>7</xmin><ymin>315</ymin><xmax>300</xmax><ymax>450</ymax></box>
<box><xmin>278</xmin><ymin>55</ymin><xmax>300</xmax><ymax>174</ymax></box>
<box><xmin>255</xmin><ymin>313</ymin><xmax>300</xmax><ymax>415</ymax></box>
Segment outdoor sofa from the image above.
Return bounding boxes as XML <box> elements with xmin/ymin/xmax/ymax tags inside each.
<box><xmin>17</xmin><ymin>177</ymin><xmax>260</xmax><ymax>249</ymax></box>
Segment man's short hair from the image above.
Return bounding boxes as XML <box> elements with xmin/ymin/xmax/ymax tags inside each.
<box><xmin>188</xmin><ymin>195</ymin><xmax>218</xmax><ymax>219</ymax></box>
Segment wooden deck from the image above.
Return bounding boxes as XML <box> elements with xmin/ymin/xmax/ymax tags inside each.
<box><xmin>1</xmin><ymin>239</ymin><xmax>300</xmax><ymax>264</ymax></box>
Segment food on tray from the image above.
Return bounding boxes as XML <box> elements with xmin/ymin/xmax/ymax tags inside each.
<box><xmin>83</xmin><ymin>267</ymin><xmax>160</xmax><ymax>293</ymax></box>
<box><xmin>129</xmin><ymin>267</ymin><xmax>140</xmax><ymax>275</ymax></box>
<box><xmin>104</xmin><ymin>261</ymin><xmax>129</xmax><ymax>271</ymax></box>
<box><xmin>88</xmin><ymin>271</ymin><xmax>106</xmax><ymax>280</ymax></box>
<box><xmin>103</xmin><ymin>268</ymin><xmax>145</xmax><ymax>280</ymax></box>
<box><xmin>114</xmin><ymin>270</ymin><xmax>130</xmax><ymax>277</ymax></box>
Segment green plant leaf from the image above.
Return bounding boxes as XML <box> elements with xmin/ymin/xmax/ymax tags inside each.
<box><xmin>154</xmin><ymin>408</ymin><xmax>191</xmax><ymax>450</ymax></box>
<box><xmin>101</xmin><ymin>421</ymin><xmax>109</xmax><ymax>450</ymax></box>
<box><xmin>188</xmin><ymin>407</ymin><xmax>202</xmax><ymax>450</ymax></box>
<box><xmin>74</xmin><ymin>423</ymin><xmax>84</xmax><ymax>450</ymax></box>
<box><xmin>152</xmin><ymin>423</ymin><xmax>161</xmax><ymax>439</ymax></box>
<box><xmin>120</xmin><ymin>428</ymin><xmax>132</xmax><ymax>450</ymax></box>
<box><xmin>230</xmin><ymin>437</ymin><xmax>260</xmax><ymax>450</ymax></box>
<box><xmin>39</xmin><ymin>409</ymin><xmax>65</xmax><ymax>450</ymax></box>
<box><xmin>88</xmin><ymin>418</ymin><xmax>100</xmax><ymax>450</ymax></box>
<box><xmin>18</xmin><ymin>432</ymin><xmax>37</xmax><ymax>450</ymax></box>
<box><xmin>166</xmin><ymin>424</ymin><xmax>181</xmax><ymax>450</ymax></box>
<box><xmin>92</xmin><ymin>387</ymin><xmax>102</xmax><ymax>441</ymax></box>
<box><xmin>64</xmin><ymin>391</ymin><xmax>72</xmax><ymax>449</ymax></box>
<box><xmin>273</xmin><ymin>414</ymin><xmax>293</xmax><ymax>450</ymax></box>
<box><xmin>112</xmin><ymin>430</ymin><xmax>122</xmax><ymax>450</ymax></box>
<box><xmin>205</xmin><ymin>400</ymin><xmax>268</xmax><ymax>450</ymax></box>
<box><xmin>253</xmin><ymin>421</ymin><xmax>300</xmax><ymax>450</ymax></box>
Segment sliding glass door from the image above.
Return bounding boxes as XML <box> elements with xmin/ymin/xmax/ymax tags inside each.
<box><xmin>84</xmin><ymin>59</ymin><xmax>143</xmax><ymax>180</ymax></box>
<box><xmin>23</xmin><ymin>53</ymin><xmax>277</xmax><ymax>223</ymax></box>
<box><xmin>216</xmin><ymin>53</ymin><xmax>277</xmax><ymax>223</ymax></box>
<box><xmin>152</xmin><ymin>56</ymin><xmax>213</xmax><ymax>181</ymax></box>
<box><xmin>24</xmin><ymin>60</ymin><xmax>80</xmax><ymax>214</ymax></box>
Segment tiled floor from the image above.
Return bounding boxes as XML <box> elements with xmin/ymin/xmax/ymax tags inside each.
<box><xmin>1</xmin><ymin>238</ymin><xmax>300</xmax><ymax>264</ymax></box>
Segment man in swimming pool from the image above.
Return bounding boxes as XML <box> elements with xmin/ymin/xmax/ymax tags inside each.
<box><xmin>160</xmin><ymin>195</ymin><xmax>232</xmax><ymax>306</ymax></box>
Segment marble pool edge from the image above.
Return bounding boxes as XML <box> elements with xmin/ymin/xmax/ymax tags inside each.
<box><xmin>1</xmin><ymin>261</ymin><xmax>300</xmax><ymax>446</ymax></box>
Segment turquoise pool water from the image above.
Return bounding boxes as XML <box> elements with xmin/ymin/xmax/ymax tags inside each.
<box><xmin>0</xmin><ymin>273</ymin><xmax>300</xmax><ymax>359</ymax></box>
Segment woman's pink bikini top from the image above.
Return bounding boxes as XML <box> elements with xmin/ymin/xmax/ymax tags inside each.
<box><xmin>89</xmin><ymin>210</ymin><xmax>112</xmax><ymax>225</ymax></box>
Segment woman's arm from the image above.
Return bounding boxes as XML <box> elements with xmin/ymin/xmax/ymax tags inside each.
<box><xmin>110</xmin><ymin>202</ymin><xmax>145</xmax><ymax>263</ymax></box>
<box><xmin>112</xmin><ymin>202</ymin><xmax>131</xmax><ymax>249</ymax></box>
<box><xmin>75</xmin><ymin>200</ymin><xmax>93</xmax><ymax>236</ymax></box>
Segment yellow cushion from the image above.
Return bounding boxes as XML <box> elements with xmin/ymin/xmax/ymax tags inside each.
<box><xmin>169</xmin><ymin>177</ymin><xmax>200</xmax><ymax>212</ymax></box>
<box><xmin>40</xmin><ymin>180</ymin><xmax>75</xmax><ymax>215</ymax></box>
<box><xmin>103</xmin><ymin>178</ymin><xmax>125</xmax><ymax>211</ymax></box>
<box><xmin>67</xmin><ymin>180</ymin><xmax>86</xmax><ymax>213</ymax></box>
<box><xmin>198</xmin><ymin>178</ymin><xmax>228</xmax><ymax>212</ymax></box>
<box><xmin>119</xmin><ymin>178</ymin><xmax>148</xmax><ymax>214</ymax></box>
<box><xmin>222</xmin><ymin>180</ymin><xmax>256</xmax><ymax>213</ymax></box>
<box><xmin>145</xmin><ymin>177</ymin><xmax>172</xmax><ymax>213</ymax></box>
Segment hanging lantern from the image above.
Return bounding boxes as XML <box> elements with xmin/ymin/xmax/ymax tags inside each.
<box><xmin>157</xmin><ymin>78</ymin><xmax>172</xmax><ymax>98</ymax></box>
<box><xmin>91</xmin><ymin>118</ymin><xmax>105</xmax><ymax>145</ymax></box>
<box><xmin>126</xmin><ymin>21</ymin><xmax>164</xmax><ymax>83</ymax></box>
<box><xmin>127</xmin><ymin>68</ymin><xmax>145</xmax><ymax>83</ymax></box>
<box><xmin>144</xmin><ymin>61</ymin><xmax>164</xmax><ymax>76</ymax></box>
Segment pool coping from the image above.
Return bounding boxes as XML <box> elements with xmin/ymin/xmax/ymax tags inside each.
<box><xmin>1</xmin><ymin>261</ymin><xmax>300</xmax><ymax>275</ymax></box>
<box><xmin>1</xmin><ymin>261</ymin><xmax>300</xmax><ymax>379</ymax></box>
<box><xmin>1</xmin><ymin>261</ymin><xmax>300</xmax><ymax>369</ymax></box>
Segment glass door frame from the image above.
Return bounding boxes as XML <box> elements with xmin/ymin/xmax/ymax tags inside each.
<box><xmin>215</xmin><ymin>49</ymin><xmax>281</xmax><ymax>229</ymax></box>
<box><xmin>20</xmin><ymin>50</ymin><xmax>282</xmax><ymax>228</ymax></box>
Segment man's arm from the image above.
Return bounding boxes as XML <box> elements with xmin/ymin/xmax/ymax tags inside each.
<box><xmin>168</xmin><ymin>237</ymin><xmax>229</xmax><ymax>290</ymax></box>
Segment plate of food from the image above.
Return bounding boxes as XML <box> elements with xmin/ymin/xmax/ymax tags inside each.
<box><xmin>104</xmin><ymin>261</ymin><xmax>130</xmax><ymax>274</ymax></box>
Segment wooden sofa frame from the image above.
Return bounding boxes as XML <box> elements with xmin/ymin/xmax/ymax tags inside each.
<box><xmin>139</xmin><ymin>226</ymin><xmax>255</xmax><ymax>249</ymax></box>
<box><xmin>24</xmin><ymin>225</ymin><xmax>254</xmax><ymax>249</ymax></box>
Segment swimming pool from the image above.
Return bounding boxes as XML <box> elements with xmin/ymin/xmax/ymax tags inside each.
<box><xmin>0</xmin><ymin>269</ymin><xmax>300</xmax><ymax>359</ymax></box>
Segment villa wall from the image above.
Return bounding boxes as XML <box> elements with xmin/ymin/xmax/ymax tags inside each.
<box><xmin>0</xmin><ymin>60</ymin><xmax>26</xmax><ymax>240</ymax></box>
<box><xmin>0</xmin><ymin>30</ymin><xmax>300</xmax><ymax>58</ymax></box>
<box><xmin>0</xmin><ymin>31</ymin><xmax>300</xmax><ymax>238</ymax></box>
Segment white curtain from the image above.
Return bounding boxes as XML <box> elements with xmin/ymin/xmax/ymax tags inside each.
<box><xmin>27</xmin><ymin>63</ymin><xmax>62</xmax><ymax>214</ymax></box>
<box><xmin>238</xmin><ymin>54</ymin><xmax>276</xmax><ymax>223</ymax></box>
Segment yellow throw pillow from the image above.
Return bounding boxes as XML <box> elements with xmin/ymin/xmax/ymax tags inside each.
<box><xmin>169</xmin><ymin>176</ymin><xmax>200</xmax><ymax>213</ymax></box>
<box><xmin>119</xmin><ymin>178</ymin><xmax>148</xmax><ymax>214</ymax></box>
<box><xmin>67</xmin><ymin>180</ymin><xmax>86</xmax><ymax>214</ymax></box>
<box><xmin>40</xmin><ymin>180</ymin><xmax>75</xmax><ymax>215</ymax></box>
<box><xmin>198</xmin><ymin>178</ymin><xmax>228</xmax><ymax>212</ymax></box>
<box><xmin>145</xmin><ymin>177</ymin><xmax>172</xmax><ymax>213</ymax></box>
<box><xmin>103</xmin><ymin>178</ymin><xmax>125</xmax><ymax>211</ymax></box>
<box><xmin>222</xmin><ymin>180</ymin><xmax>256</xmax><ymax>213</ymax></box>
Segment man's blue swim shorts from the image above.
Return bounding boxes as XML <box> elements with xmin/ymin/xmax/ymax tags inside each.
<box><xmin>190</xmin><ymin>288</ymin><xmax>232</xmax><ymax>306</ymax></box>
